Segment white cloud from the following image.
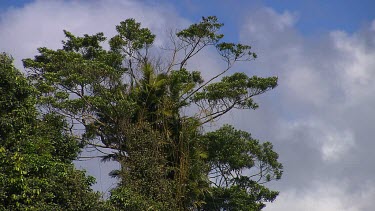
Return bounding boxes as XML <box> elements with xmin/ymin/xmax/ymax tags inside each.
<box><xmin>242</xmin><ymin>8</ymin><xmax>297</xmax><ymax>37</ymax></box>
<box><xmin>241</xmin><ymin>7</ymin><xmax>301</xmax><ymax>57</ymax></box>
<box><xmin>321</xmin><ymin>129</ymin><xmax>355</xmax><ymax>162</ymax></box>
<box><xmin>0</xmin><ymin>0</ymin><xmax>189</xmax><ymax>194</ymax></box>
<box><xmin>285</xmin><ymin>67</ymin><xmax>331</xmax><ymax>107</ymax></box>
<box><xmin>278</xmin><ymin>120</ymin><xmax>356</xmax><ymax>162</ymax></box>
<box><xmin>330</xmin><ymin>30</ymin><xmax>375</xmax><ymax>107</ymax></box>
<box><xmin>238</xmin><ymin>7</ymin><xmax>375</xmax><ymax>210</ymax></box>
<box><xmin>0</xmin><ymin>0</ymin><xmax>187</xmax><ymax>68</ymax></box>
<box><xmin>0</xmin><ymin>0</ymin><xmax>227</xmax><ymax>194</ymax></box>
<box><xmin>2</xmin><ymin>1</ymin><xmax>375</xmax><ymax>209</ymax></box>
<box><xmin>265</xmin><ymin>181</ymin><xmax>375</xmax><ymax>211</ymax></box>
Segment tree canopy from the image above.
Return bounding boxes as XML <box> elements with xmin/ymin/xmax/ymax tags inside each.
<box><xmin>0</xmin><ymin>53</ymin><xmax>111</xmax><ymax>210</ymax></box>
<box><xmin>1</xmin><ymin>16</ymin><xmax>282</xmax><ymax>210</ymax></box>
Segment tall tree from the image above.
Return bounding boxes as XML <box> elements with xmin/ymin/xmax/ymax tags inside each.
<box><xmin>0</xmin><ymin>53</ymin><xmax>112</xmax><ymax>211</ymax></box>
<box><xmin>23</xmin><ymin>16</ymin><xmax>283</xmax><ymax>210</ymax></box>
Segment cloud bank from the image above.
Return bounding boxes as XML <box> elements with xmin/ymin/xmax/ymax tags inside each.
<box><xmin>235</xmin><ymin>8</ymin><xmax>375</xmax><ymax>210</ymax></box>
<box><xmin>0</xmin><ymin>0</ymin><xmax>189</xmax><ymax>194</ymax></box>
<box><xmin>1</xmin><ymin>1</ymin><xmax>375</xmax><ymax>210</ymax></box>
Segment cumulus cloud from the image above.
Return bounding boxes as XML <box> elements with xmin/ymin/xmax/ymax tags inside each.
<box><xmin>0</xmin><ymin>0</ymin><xmax>187</xmax><ymax>67</ymax></box>
<box><xmin>0</xmin><ymin>0</ymin><xmax>226</xmax><ymax>194</ymax></box>
<box><xmin>278</xmin><ymin>120</ymin><xmax>356</xmax><ymax>162</ymax></box>
<box><xmin>1</xmin><ymin>1</ymin><xmax>375</xmax><ymax>209</ymax></box>
<box><xmin>266</xmin><ymin>181</ymin><xmax>375</xmax><ymax>211</ymax></box>
<box><xmin>0</xmin><ymin>0</ymin><xmax>190</xmax><ymax>194</ymax></box>
<box><xmin>235</xmin><ymin>7</ymin><xmax>375</xmax><ymax>210</ymax></box>
<box><xmin>331</xmin><ymin>27</ymin><xmax>375</xmax><ymax>107</ymax></box>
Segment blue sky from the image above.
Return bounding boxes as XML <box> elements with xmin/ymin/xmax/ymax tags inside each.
<box><xmin>182</xmin><ymin>0</ymin><xmax>375</xmax><ymax>33</ymax></box>
<box><xmin>0</xmin><ymin>0</ymin><xmax>30</xmax><ymax>11</ymax></box>
<box><xmin>168</xmin><ymin>0</ymin><xmax>375</xmax><ymax>34</ymax></box>
<box><xmin>265</xmin><ymin>0</ymin><xmax>375</xmax><ymax>33</ymax></box>
<box><xmin>2</xmin><ymin>0</ymin><xmax>374</xmax><ymax>34</ymax></box>
<box><xmin>1</xmin><ymin>1</ymin><xmax>375</xmax><ymax>210</ymax></box>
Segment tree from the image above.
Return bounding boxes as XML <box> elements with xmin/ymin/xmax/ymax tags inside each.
<box><xmin>0</xmin><ymin>53</ymin><xmax>112</xmax><ymax>210</ymax></box>
<box><xmin>23</xmin><ymin>16</ymin><xmax>283</xmax><ymax>210</ymax></box>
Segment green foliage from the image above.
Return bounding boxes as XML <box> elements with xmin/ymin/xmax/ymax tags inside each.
<box><xmin>202</xmin><ymin>184</ymin><xmax>278</xmax><ymax>211</ymax></box>
<box><xmin>0</xmin><ymin>53</ymin><xmax>112</xmax><ymax>210</ymax></box>
<box><xmin>176</xmin><ymin>16</ymin><xmax>223</xmax><ymax>43</ymax></box>
<box><xmin>194</xmin><ymin>73</ymin><xmax>278</xmax><ymax>112</ymax></box>
<box><xmin>110</xmin><ymin>18</ymin><xmax>156</xmax><ymax>51</ymax></box>
<box><xmin>201</xmin><ymin>125</ymin><xmax>282</xmax><ymax>210</ymax></box>
<box><xmin>108</xmin><ymin>122</ymin><xmax>177</xmax><ymax>210</ymax></box>
<box><xmin>22</xmin><ymin>16</ymin><xmax>283</xmax><ymax>210</ymax></box>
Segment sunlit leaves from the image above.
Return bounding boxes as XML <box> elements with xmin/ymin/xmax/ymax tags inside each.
<box><xmin>0</xmin><ymin>53</ymin><xmax>110</xmax><ymax>210</ymax></box>
<box><xmin>110</xmin><ymin>18</ymin><xmax>155</xmax><ymax>51</ymax></box>
<box><xmin>193</xmin><ymin>73</ymin><xmax>278</xmax><ymax>118</ymax></box>
<box><xmin>216</xmin><ymin>42</ymin><xmax>257</xmax><ymax>62</ymax></box>
<box><xmin>177</xmin><ymin>16</ymin><xmax>224</xmax><ymax>44</ymax></box>
<box><xmin>21</xmin><ymin>16</ymin><xmax>282</xmax><ymax>210</ymax></box>
<box><xmin>202</xmin><ymin>125</ymin><xmax>282</xmax><ymax>210</ymax></box>
<box><xmin>204</xmin><ymin>125</ymin><xmax>282</xmax><ymax>183</ymax></box>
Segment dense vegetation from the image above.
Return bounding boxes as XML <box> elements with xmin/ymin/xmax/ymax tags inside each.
<box><xmin>0</xmin><ymin>53</ymin><xmax>110</xmax><ymax>210</ymax></box>
<box><xmin>1</xmin><ymin>16</ymin><xmax>282</xmax><ymax>210</ymax></box>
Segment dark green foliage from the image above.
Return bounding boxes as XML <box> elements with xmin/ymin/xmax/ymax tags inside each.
<box><xmin>0</xmin><ymin>53</ymin><xmax>112</xmax><ymax>210</ymax></box>
<box><xmin>21</xmin><ymin>16</ymin><xmax>283</xmax><ymax>210</ymax></box>
<box><xmin>194</xmin><ymin>73</ymin><xmax>277</xmax><ymax>109</ymax></box>
<box><xmin>176</xmin><ymin>16</ymin><xmax>223</xmax><ymax>43</ymax></box>
<box><xmin>110</xmin><ymin>18</ymin><xmax>156</xmax><ymax>51</ymax></box>
<box><xmin>108</xmin><ymin>122</ymin><xmax>177</xmax><ymax>210</ymax></box>
<box><xmin>202</xmin><ymin>185</ymin><xmax>277</xmax><ymax>211</ymax></box>
<box><xmin>201</xmin><ymin>125</ymin><xmax>282</xmax><ymax>210</ymax></box>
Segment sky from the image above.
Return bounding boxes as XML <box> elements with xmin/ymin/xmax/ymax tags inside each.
<box><xmin>1</xmin><ymin>0</ymin><xmax>375</xmax><ymax>210</ymax></box>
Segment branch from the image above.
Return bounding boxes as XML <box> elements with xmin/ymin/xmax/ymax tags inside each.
<box><xmin>181</xmin><ymin>63</ymin><xmax>233</xmax><ymax>103</ymax></box>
